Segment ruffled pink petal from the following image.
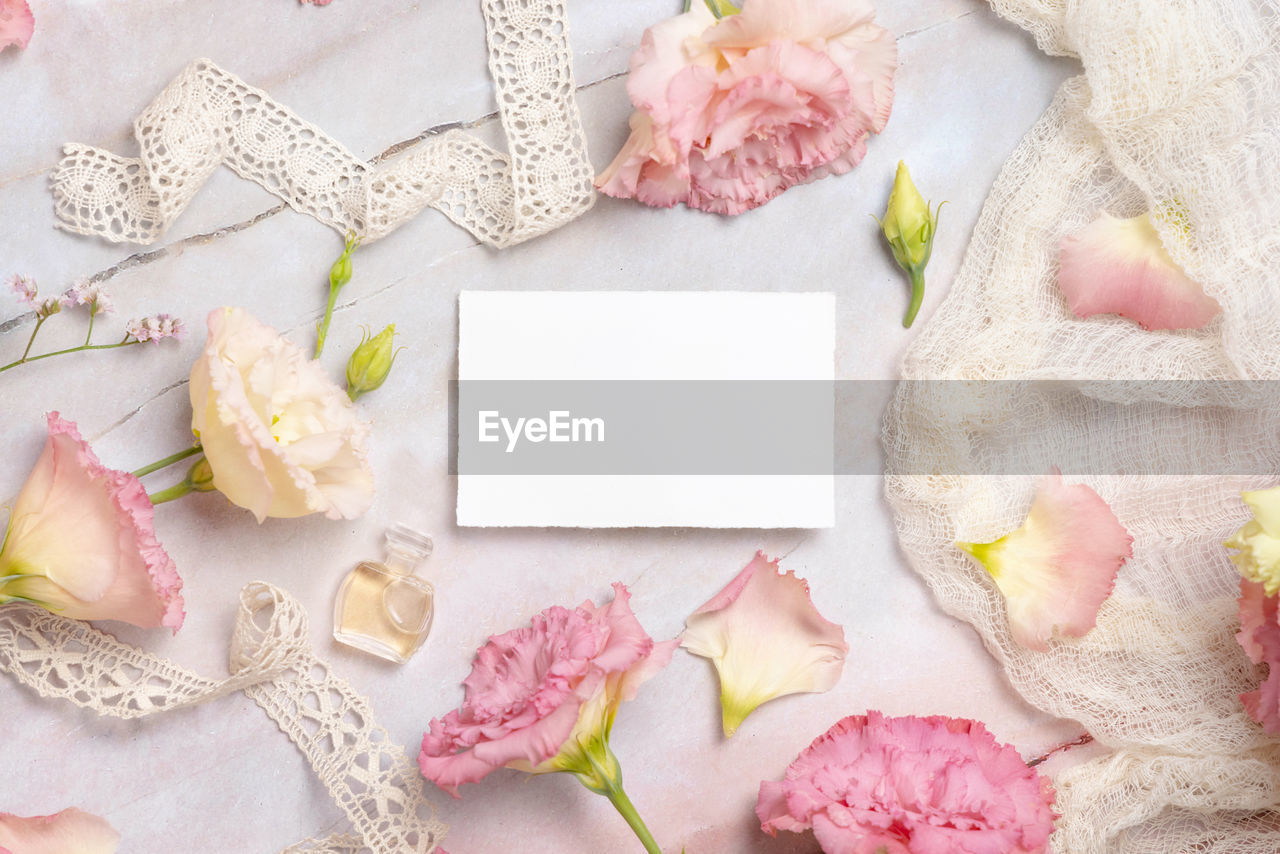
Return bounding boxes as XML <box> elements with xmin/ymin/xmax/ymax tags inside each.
<box><xmin>0</xmin><ymin>0</ymin><xmax>34</xmax><ymax>52</ymax></box>
<box><xmin>0</xmin><ymin>809</ymin><xmax>120</xmax><ymax>854</ymax></box>
<box><xmin>683</xmin><ymin>552</ymin><xmax>848</xmax><ymax>736</ymax></box>
<box><xmin>757</xmin><ymin>712</ymin><xmax>1056</xmax><ymax>853</ymax></box>
<box><xmin>1058</xmin><ymin>212</ymin><xmax>1220</xmax><ymax>331</ymax></box>
<box><xmin>1</xmin><ymin>414</ymin><xmax>184</xmax><ymax>633</ymax></box>
<box><xmin>959</xmin><ymin>471</ymin><xmax>1132</xmax><ymax>651</ymax></box>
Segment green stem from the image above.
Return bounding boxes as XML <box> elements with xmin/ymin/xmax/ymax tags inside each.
<box><xmin>132</xmin><ymin>445</ymin><xmax>203</xmax><ymax>478</ymax></box>
<box><xmin>599</xmin><ymin>776</ymin><xmax>662</xmax><ymax>854</ymax></box>
<box><xmin>84</xmin><ymin>312</ymin><xmax>96</xmax><ymax>346</ymax></box>
<box><xmin>18</xmin><ymin>316</ymin><xmax>46</xmax><ymax>362</ymax></box>
<box><xmin>0</xmin><ymin>340</ymin><xmax>138</xmax><ymax>373</ymax></box>
<box><xmin>149</xmin><ymin>480</ymin><xmax>195</xmax><ymax>505</ymax></box>
<box><xmin>315</xmin><ymin>281</ymin><xmax>340</xmax><ymax>358</ymax></box>
<box><xmin>581</xmin><ymin>749</ymin><xmax>662</xmax><ymax>854</ymax></box>
<box><xmin>903</xmin><ymin>267</ymin><xmax>925</xmax><ymax>328</ymax></box>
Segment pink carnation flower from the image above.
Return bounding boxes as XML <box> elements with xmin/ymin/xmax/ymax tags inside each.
<box><xmin>0</xmin><ymin>808</ymin><xmax>120</xmax><ymax>854</ymax></box>
<box><xmin>419</xmin><ymin>583</ymin><xmax>676</xmax><ymax>796</ymax></box>
<box><xmin>1237</xmin><ymin>579</ymin><xmax>1280</xmax><ymax>733</ymax></box>
<box><xmin>597</xmin><ymin>0</ymin><xmax>897</xmax><ymax>215</ymax></box>
<box><xmin>0</xmin><ymin>0</ymin><xmax>34</xmax><ymax>52</ymax></box>
<box><xmin>758</xmin><ymin>711</ymin><xmax>1057</xmax><ymax>854</ymax></box>
<box><xmin>0</xmin><ymin>413</ymin><xmax>185</xmax><ymax>632</ymax></box>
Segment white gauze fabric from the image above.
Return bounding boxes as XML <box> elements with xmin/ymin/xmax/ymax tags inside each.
<box><xmin>49</xmin><ymin>0</ymin><xmax>593</xmax><ymax>249</ymax></box>
<box><xmin>882</xmin><ymin>0</ymin><xmax>1280</xmax><ymax>851</ymax></box>
<box><xmin>0</xmin><ymin>583</ymin><xmax>446</xmax><ymax>854</ymax></box>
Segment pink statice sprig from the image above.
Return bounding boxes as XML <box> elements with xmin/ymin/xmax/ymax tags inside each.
<box><xmin>3</xmin><ymin>273</ymin><xmax>184</xmax><ymax>373</ymax></box>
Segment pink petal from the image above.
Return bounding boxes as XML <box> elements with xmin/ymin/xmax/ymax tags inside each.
<box><xmin>1058</xmin><ymin>211</ymin><xmax>1220</xmax><ymax>331</ymax></box>
<box><xmin>1</xmin><ymin>414</ymin><xmax>184</xmax><ymax>632</ymax></box>
<box><xmin>0</xmin><ymin>809</ymin><xmax>120</xmax><ymax>854</ymax></box>
<box><xmin>682</xmin><ymin>552</ymin><xmax>848</xmax><ymax>736</ymax></box>
<box><xmin>959</xmin><ymin>471</ymin><xmax>1132</xmax><ymax>651</ymax></box>
<box><xmin>0</xmin><ymin>0</ymin><xmax>34</xmax><ymax>52</ymax></box>
<box><xmin>1238</xmin><ymin>579</ymin><xmax>1274</xmax><ymax>665</ymax></box>
<box><xmin>1237</xmin><ymin>577</ymin><xmax>1280</xmax><ymax>734</ymax></box>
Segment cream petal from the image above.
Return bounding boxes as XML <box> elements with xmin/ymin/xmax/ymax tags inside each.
<box><xmin>682</xmin><ymin>552</ymin><xmax>848</xmax><ymax>736</ymax></box>
<box><xmin>958</xmin><ymin>471</ymin><xmax>1132</xmax><ymax>651</ymax></box>
<box><xmin>1058</xmin><ymin>211</ymin><xmax>1220</xmax><ymax>331</ymax></box>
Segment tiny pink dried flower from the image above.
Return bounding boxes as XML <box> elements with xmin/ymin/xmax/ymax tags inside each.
<box><xmin>128</xmin><ymin>314</ymin><xmax>185</xmax><ymax>343</ymax></box>
<box><xmin>7</xmin><ymin>273</ymin><xmax>37</xmax><ymax>306</ymax></box>
<box><xmin>35</xmin><ymin>296</ymin><xmax>66</xmax><ymax>319</ymax></box>
<box><xmin>64</xmin><ymin>279</ymin><xmax>114</xmax><ymax>317</ymax></box>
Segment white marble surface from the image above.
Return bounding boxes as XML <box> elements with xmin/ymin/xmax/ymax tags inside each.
<box><xmin>0</xmin><ymin>2</ymin><xmax>1089</xmax><ymax>852</ymax></box>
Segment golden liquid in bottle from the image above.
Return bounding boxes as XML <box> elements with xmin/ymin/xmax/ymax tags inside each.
<box><xmin>334</xmin><ymin>561</ymin><xmax>434</xmax><ymax>663</ymax></box>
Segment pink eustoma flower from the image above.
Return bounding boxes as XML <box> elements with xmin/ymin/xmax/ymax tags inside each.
<box><xmin>682</xmin><ymin>552</ymin><xmax>848</xmax><ymax>736</ymax></box>
<box><xmin>757</xmin><ymin>711</ymin><xmax>1056</xmax><ymax>854</ymax></box>
<box><xmin>958</xmin><ymin>471</ymin><xmax>1132</xmax><ymax>651</ymax></box>
<box><xmin>419</xmin><ymin>583</ymin><xmax>676</xmax><ymax>796</ymax></box>
<box><xmin>596</xmin><ymin>0</ymin><xmax>896</xmax><ymax>215</ymax></box>
<box><xmin>1237</xmin><ymin>579</ymin><xmax>1280</xmax><ymax>733</ymax></box>
<box><xmin>1058</xmin><ymin>211</ymin><xmax>1220</xmax><ymax>331</ymax></box>
<box><xmin>0</xmin><ymin>808</ymin><xmax>120</xmax><ymax>854</ymax></box>
<box><xmin>0</xmin><ymin>0</ymin><xmax>33</xmax><ymax>52</ymax></box>
<box><xmin>0</xmin><ymin>413</ymin><xmax>185</xmax><ymax>632</ymax></box>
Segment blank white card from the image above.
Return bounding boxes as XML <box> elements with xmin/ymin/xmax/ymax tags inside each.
<box><xmin>456</xmin><ymin>291</ymin><xmax>835</xmax><ymax>528</ymax></box>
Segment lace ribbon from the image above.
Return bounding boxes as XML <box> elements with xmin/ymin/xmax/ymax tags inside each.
<box><xmin>50</xmin><ymin>0</ymin><xmax>593</xmax><ymax>248</ymax></box>
<box><xmin>0</xmin><ymin>583</ymin><xmax>446</xmax><ymax>854</ymax></box>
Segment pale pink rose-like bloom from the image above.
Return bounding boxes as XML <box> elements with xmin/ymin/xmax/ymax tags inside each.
<box><xmin>419</xmin><ymin>583</ymin><xmax>677</xmax><ymax>796</ymax></box>
<box><xmin>682</xmin><ymin>552</ymin><xmax>848</xmax><ymax>737</ymax></box>
<box><xmin>190</xmin><ymin>307</ymin><xmax>374</xmax><ymax>522</ymax></box>
<box><xmin>958</xmin><ymin>471</ymin><xmax>1133</xmax><ymax>651</ymax></box>
<box><xmin>757</xmin><ymin>711</ymin><xmax>1057</xmax><ymax>854</ymax></box>
<box><xmin>0</xmin><ymin>0</ymin><xmax>34</xmax><ymax>52</ymax></box>
<box><xmin>0</xmin><ymin>413</ymin><xmax>185</xmax><ymax>633</ymax></box>
<box><xmin>1237</xmin><ymin>579</ymin><xmax>1280</xmax><ymax>734</ymax></box>
<box><xmin>1058</xmin><ymin>211</ymin><xmax>1220</xmax><ymax>331</ymax></box>
<box><xmin>0</xmin><ymin>808</ymin><xmax>120</xmax><ymax>854</ymax></box>
<box><xmin>597</xmin><ymin>0</ymin><xmax>897</xmax><ymax>215</ymax></box>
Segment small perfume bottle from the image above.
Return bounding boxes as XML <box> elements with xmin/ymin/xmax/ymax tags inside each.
<box><xmin>334</xmin><ymin>525</ymin><xmax>436</xmax><ymax>663</ymax></box>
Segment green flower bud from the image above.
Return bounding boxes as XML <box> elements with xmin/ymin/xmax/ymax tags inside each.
<box><xmin>878</xmin><ymin>161</ymin><xmax>943</xmax><ymax>328</ymax></box>
<box><xmin>186</xmin><ymin>457</ymin><xmax>216</xmax><ymax>493</ymax></box>
<box><xmin>329</xmin><ymin>232</ymin><xmax>360</xmax><ymax>292</ymax></box>
<box><xmin>346</xmin><ymin>324</ymin><xmax>400</xmax><ymax>401</ymax></box>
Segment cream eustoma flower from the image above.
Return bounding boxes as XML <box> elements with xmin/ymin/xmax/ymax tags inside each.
<box><xmin>682</xmin><ymin>553</ymin><xmax>848</xmax><ymax>737</ymax></box>
<box><xmin>189</xmin><ymin>307</ymin><xmax>374</xmax><ymax>522</ymax></box>
<box><xmin>1226</xmin><ymin>486</ymin><xmax>1280</xmax><ymax>595</ymax></box>
<box><xmin>958</xmin><ymin>471</ymin><xmax>1132</xmax><ymax>651</ymax></box>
